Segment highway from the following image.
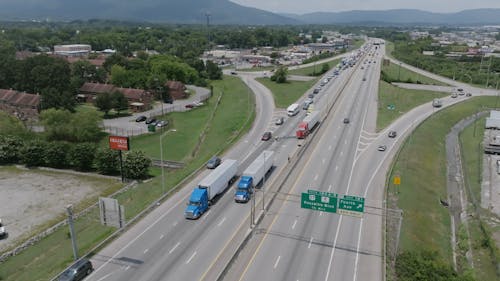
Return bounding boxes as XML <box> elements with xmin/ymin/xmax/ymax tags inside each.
<box><xmin>86</xmin><ymin>46</ymin><xmax>361</xmax><ymax>281</ymax></box>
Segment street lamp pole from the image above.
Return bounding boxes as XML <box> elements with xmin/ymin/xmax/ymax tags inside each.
<box><xmin>262</xmin><ymin>151</ymin><xmax>266</xmax><ymax>211</ymax></box>
<box><xmin>160</xmin><ymin>129</ymin><xmax>175</xmax><ymax>195</ymax></box>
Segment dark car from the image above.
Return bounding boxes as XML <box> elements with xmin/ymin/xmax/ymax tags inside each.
<box><xmin>59</xmin><ymin>259</ymin><xmax>93</xmax><ymax>281</ymax></box>
<box><xmin>343</xmin><ymin>118</ymin><xmax>350</xmax><ymax>124</ymax></box>
<box><xmin>308</xmin><ymin>93</ymin><xmax>314</xmax><ymax>98</ymax></box>
<box><xmin>145</xmin><ymin>117</ymin><xmax>157</xmax><ymax>124</ymax></box>
<box><xmin>261</xmin><ymin>131</ymin><xmax>272</xmax><ymax>141</ymax></box>
<box><xmin>135</xmin><ymin>115</ymin><xmax>147</xmax><ymax>122</ymax></box>
<box><xmin>164</xmin><ymin>96</ymin><xmax>174</xmax><ymax>104</ymax></box>
<box><xmin>466</xmin><ymin>92</ymin><xmax>472</xmax><ymax>97</ymax></box>
<box><xmin>0</xmin><ymin>219</ymin><xmax>6</xmax><ymax>239</ymax></box>
<box><xmin>185</xmin><ymin>104</ymin><xmax>194</xmax><ymax>109</ymax></box>
<box><xmin>388</xmin><ymin>131</ymin><xmax>397</xmax><ymax>138</ymax></box>
<box><xmin>206</xmin><ymin>156</ymin><xmax>221</xmax><ymax>169</ymax></box>
<box><xmin>313</xmin><ymin>87</ymin><xmax>321</xmax><ymax>94</ymax></box>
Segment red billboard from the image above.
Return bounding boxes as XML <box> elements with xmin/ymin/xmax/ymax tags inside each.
<box><xmin>109</xmin><ymin>136</ymin><xmax>130</xmax><ymax>151</ymax></box>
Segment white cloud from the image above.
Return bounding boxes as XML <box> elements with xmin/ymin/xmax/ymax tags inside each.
<box><xmin>231</xmin><ymin>0</ymin><xmax>500</xmax><ymax>14</ymax></box>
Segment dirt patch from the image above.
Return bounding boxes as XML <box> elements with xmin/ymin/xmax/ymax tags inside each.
<box><xmin>0</xmin><ymin>166</ymin><xmax>120</xmax><ymax>253</ymax></box>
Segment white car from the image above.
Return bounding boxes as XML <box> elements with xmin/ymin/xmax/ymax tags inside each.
<box><xmin>378</xmin><ymin>145</ymin><xmax>387</xmax><ymax>151</ymax></box>
<box><xmin>0</xmin><ymin>219</ymin><xmax>6</xmax><ymax>239</ymax></box>
<box><xmin>304</xmin><ymin>98</ymin><xmax>313</xmax><ymax>105</ymax></box>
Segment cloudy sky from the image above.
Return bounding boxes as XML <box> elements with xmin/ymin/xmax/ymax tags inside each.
<box><xmin>230</xmin><ymin>0</ymin><xmax>500</xmax><ymax>14</ymax></box>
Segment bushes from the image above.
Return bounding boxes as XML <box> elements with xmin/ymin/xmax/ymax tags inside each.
<box><xmin>0</xmin><ymin>135</ymin><xmax>150</xmax><ymax>179</ymax></box>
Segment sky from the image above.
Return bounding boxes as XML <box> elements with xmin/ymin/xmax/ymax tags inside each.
<box><xmin>230</xmin><ymin>0</ymin><xmax>500</xmax><ymax>14</ymax></box>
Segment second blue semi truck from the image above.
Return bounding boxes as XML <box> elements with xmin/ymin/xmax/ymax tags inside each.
<box><xmin>234</xmin><ymin>150</ymin><xmax>274</xmax><ymax>203</ymax></box>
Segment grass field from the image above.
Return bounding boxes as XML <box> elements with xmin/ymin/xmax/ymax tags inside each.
<box><xmin>0</xmin><ymin>75</ymin><xmax>255</xmax><ymax>281</ymax></box>
<box><xmin>288</xmin><ymin>58</ymin><xmax>341</xmax><ymax>77</ymax></box>
<box><xmin>459</xmin><ymin>117</ymin><xmax>499</xmax><ymax>280</ymax></box>
<box><xmin>382</xmin><ymin>61</ymin><xmax>448</xmax><ymax>86</ymax></box>
<box><xmin>386</xmin><ymin>96</ymin><xmax>497</xmax><ymax>269</ymax></box>
<box><xmin>385</xmin><ymin>41</ymin><xmax>395</xmax><ymax>58</ymax></box>
<box><xmin>376</xmin><ymin>81</ymin><xmax>448</xmax><ymax>131</ymax></box>
<box><xmin>256</xmin><ymin>77</ymin><xmax>318</xmax><ymax>108</ymax></box>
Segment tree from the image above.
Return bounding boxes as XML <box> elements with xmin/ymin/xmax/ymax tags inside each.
<box><xmin>16</xmin><ymin>55</ymin><xmax>71</xmax><ymax>95</ymax></box>
<box><xmin>21</xmin><ymin>139</ymin><xmax>47</xmax><ymax>167</ymax></box>
<box><xmin>0</xmin><ymin>135</ymin><xmax>23</xmax><ymax>164</ymax></box>
<box><xmin>123</xmin><ymin>150</ymin><xmax>151</xmax><ymax>179</ymax></box>
<box><xmin>0</xmin><ymin>111</ymin><xmax>29</xmax><ymax>136</ymax></box>
<box><xmin>321</xmin><ymin>63</ymin><xmax>330</xmax><ymax>74</ymax></box>
<box><xmin>94</xmin><ymin>148</ymin><xmax>120</xmax><ymax>175</ymax></box>
<box><xmin>44</xmin><ymin>141</ymin><xmax>70</xmax><ymax>168</ymax></box>
<box><xmin>39</xmin><ymin>87</ymin><xmax>76</xmax><ymax>111</ymax></box>
<box><xmin>111</xmin><ymin>91</ymin><xmax>129</xmax><ymax>114</ymax></box>
<box><xmin>71</xmin><ymin>110</ymin><xmax>103</xmax><ymax>143</ymax></box>
<box><xmin>41</xmin><ymin>108</ymin><xmax>102</xmax><ymax>143</ymax></box>
<box><xmin>95</xmin><ymin>92</ymin><xmax>113</xmax><ymax>116</ymax></box>
<box><xmin>205</xmin><ymin>60</ymin><xmax>222</xmax><ymax>80</ymax></box>
<box><xmin>40</xmin><ymin>108</ymin><xmax>73</xmax><ymax>141</ymax></box>
<box><xmin>270</xmin><ymin>66</ymin><xmax>288</xmax><ymax>83</ymax></box>
<box><xmin>103</xmin><ymin>53</ymin><xmax>128</xmax><ymax>72</ymax></box>
<box><xmin>68</xmin><ymin>142</ymin><xmax>96</xmax><ymax>171</ymax></box>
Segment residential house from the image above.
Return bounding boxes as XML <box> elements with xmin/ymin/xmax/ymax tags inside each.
<box><xmin>165</xmin><ymin>81</ymin><xmax>188</xmax><ymax>100</ymax></box>
<box><xmin>78</xmin><ymin>82</ymin><xmax>153</xmax><ymax>112</ymax></box>
<box><xmin>0</xmin><ymin>89</ymin><xmax>40</xmax><ymax>120</ymax></box>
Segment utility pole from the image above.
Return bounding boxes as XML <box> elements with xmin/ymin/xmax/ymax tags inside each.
<box><xmin>66</xmin><ymin>205</ymin><xmax>79</xmax><ymax>261</ymax></box>
<box><xmin>262</xmin><ymin>151</ymin><xmax>266</xmax><ymax>211</ymax></box>
<box><xmin>205</xmin><ymin>12</ymin><xmax>211</xmax><ymax>49</ymax></box>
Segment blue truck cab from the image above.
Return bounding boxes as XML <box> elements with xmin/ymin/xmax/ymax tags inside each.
<box><xmin>184</xmin><ymin>188</ymin><xmax>209</xmax><ymax>219</ymax></box>
<box><xmin>234</xmin><ymin>176</ymin><xmax>253</xmax><ymax>203</ymax></box>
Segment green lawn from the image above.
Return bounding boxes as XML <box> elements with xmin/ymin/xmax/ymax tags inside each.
<box><xmin>376</xmin><ymin>80</ymin><xmax>448</xmax><ymax>131</ymax></box>
<box><xmin>256</xmin><ymin>77</ymin><xmax>318</xmax><ymax>108</ymax></box>
<box><xmin>385</xmin><ymin>41</ymin><xmax>395</xmax><ymax>58</ymax></box>
<box><xmin>386</xmin><ymin>96</ymin><xmax>497</xmax><ymax>268</ymax></box>
<box><xmin>382</xmin><ymin>61</ymin><xmax>448</xmax><ymax>86</ymax></box>
<box><xmin>288</xmin><ymin>58</ymin><xmax>341</xmax><ymax>76</ymax></box>
<box><xmin>0</xmin><ymin>75</ymin><xmax>255</xmax><ymax>281</ymax></box>
<box><xmin>459</xmin><ymin>117</ymin><xmax>499</xmax><ymax>280</ymax></box>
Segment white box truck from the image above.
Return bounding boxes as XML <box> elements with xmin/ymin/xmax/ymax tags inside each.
<box><xmin>235</xmin><ymin>151</ymin><xmax>274</xmax><ymax>203</ymax></box>
<box><xmin>287</xmin><ymin>103</ymin><xmax>300</xmax><ymax>116</ymax></box>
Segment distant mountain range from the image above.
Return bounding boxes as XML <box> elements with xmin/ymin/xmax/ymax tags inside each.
<box><xmin>1</xmin><ymin>0</ymin><xmax>500</xmax><ymax>25</ymax></box>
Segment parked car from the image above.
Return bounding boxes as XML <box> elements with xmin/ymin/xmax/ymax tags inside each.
<box><xmin>135</xmin><ymin>115</ymin><xmax>147</xmax><ymax>122</ymax></box>
<box><xmin>230</xmin><ymin>71</ymin><xmax>237</xmax><ymax>75</ymax></box>
<box><xmin>58</xmin><ymin>259</ymin><xmax>93</xmax><ymax>281</ymax></box>
<box><xmin>466</xmin><ymin>92</ymin><xmax>472</xmax><ymax>97</ymax></box>
<box><xmin>378</xmin><ymin>145</ymin><xmax>387</xmax><ymax>151</ymax></box>
<box><xmin>261</xmin><ymin>131</ymin><xmax>272</xmax><ymax>141</ymax></box>
<box><xmin>164</xmin><ymin>96</ymin><xmax>174</xmax><ymax>104</ymax></box>
<box><xmin>206</xmin><ymin>156</ymin><xmax>221</xmax><ymax>169</ymax></box>
<box><xmin>156</xmin><ymin>120</ymin><xmax>168</xmax><ymax>128</ymax></box>
<box><xmin>457</xmin><ymin>88</ymin><xmax>464</xmax><ymax>92</ymax></box>
<box><xmin>275</xmin><ymin>117</ymin><xmax>284</xmax><ymax>125</ymax></box>
<box><xmin>185</xmin><ymin>104</ymin><xmax>194</xmax><ymax>109</ymax></box>
<box><xmin>145</xmin><ymin>117</ymin><xmax>157</xmax><ymax>124</ymax></box>
<box><xmin>388</xmin><ymin>131</ymin><xmax>397</xmax><ymax>138</ymax></box>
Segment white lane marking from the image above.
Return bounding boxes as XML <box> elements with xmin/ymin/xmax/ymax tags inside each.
<box><xmin>172</xmin><ymin>221</ymin><xmax>178</xmax><ymax>227</ymax></box>
<box><xmin>335</xmin><ymin>165</ymin><xmax>339</xmax><ymax>171</ymax></box>
<box><xmin>314</xmin><ymin>174</ymin><xmax>319</xmax><ymax>181</ymax></box>
<box><xmin>328</xmin><ymin>145</ymin><xmax>332</xmax><ymax>151</ymax></box>
<box><xmin>218</xmin><ymin>217</ymin><xmax>227</xmax><ymax>227</ymax></box>
<box><xmin>292</xmin><ymin>219</ymin><xmax>298</xmax><ymax>230</ymax></box>
<box><xmin>345</xmin><ymin>140</ymin><xmax>348</xmax><ymax>144</ymax></box>
<box><xmin>160</xmin><ymin>234</ymin><xmax>164</xmax><ymax>240</ymax></box>
<box><xmin>143</xmin><ymin>248</ymin><xmax>149</xmax><ymax>254</ymax></box>
<box><xmin>274</xmin><ymin>256</ymin><xmax>281</xmax><ymax>269</ymax></box>
<box><xmin>202</xmin><ymin>210</ymin><xmax>211</xmax><ymax>221</ymax></box>
<box><xmin>96</xmin><ymin>272</ymin><xmax>113</xmax><ymax>281</ymax></box>
<box><xmin>340</xmin><ymin>151</ymin><xmax>343</xmax><ymax>156</ymax></box>
<box><xmin>282</xmin><ymin>144</ymin><xmax>287</xmax><ymax>148</ymax></box>
<box><xmin>169</xmin><ymin>242</ymin><xmax>180</xmax><ymax>254</ymax></box>
<box><xmin>125</xmin><ymin>265</ymin><xmax>130</xmax><ymax>271</ymax></box>
<box><xmin>308</xmin><ymin>237</ymin><xmax>314</xmax><ymax>249</ymax></box>
<box><xmin>322</xmin><ymin>158</ymin><xmax>326</xmax><ymax>164</ymax></box>
<box><xmin>328</xmin><ymin>184</ymin><xmax>332</xmax><ymax>192</ymax></box>
<box><xmin>319</xmin><ymin>211</ymin><xmax>323</xmax><ymax>216</ymax></box>
<box><xmin>186</xmin><ymin>251</ymin><xmax>197</xmax><ymax>264</ymax></box>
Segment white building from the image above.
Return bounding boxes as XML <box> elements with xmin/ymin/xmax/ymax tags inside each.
<box><xmin>53</xmin><ymin>44</ymin><xmax>91</xmax><ymax>57</ymax></box>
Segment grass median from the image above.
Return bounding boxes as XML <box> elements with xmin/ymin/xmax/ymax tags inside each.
<box><xmin>0</xmin><ymin>75</ymin><xmax>255</xmax><ymax>281</ymax></box>
<box><xmin>256</xmin><ymin>77</ymin><xmax>318</xmax><ymax>108</ymax></box>
<box><xmin>386</xmin><ymin>96</ymin><xmax>497</xmax><ymax>274</ymax></box>
<box><xmin>376</xmin><ymin>80</ymin><xmax>448</xmax><ymax>131</ymax></box>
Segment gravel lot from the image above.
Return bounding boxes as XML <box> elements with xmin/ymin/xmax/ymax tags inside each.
<box><xmin>0</xmin><ymin>166</ymin><xmax>119</xmax><ymax>252</ymax></box>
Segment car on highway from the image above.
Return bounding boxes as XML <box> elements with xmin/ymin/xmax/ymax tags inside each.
<box><xmin>466</xmin><ymin>92</ymin><xmax>472</xmax><ymax>97</ymax></box>
<box><xmin>304</xmin><ymin>98</ymin><xmax>313</xmax><ymax>105</ymax></box>
<box><xmin>261</xmin><ymin>131</ymin><xmax>272</xmax><ymax>141</ymax></box>
<box><xmin>206</xmin><ymin>156</ymin><xmax>221</xmax><ymax>169</ymax></box>
<box><xmin>313</xmin><ymin>87</ymin><xmax>321</xmax><ymax>94</ymax></box>
<box><xmin>388</xmin><ymin>131</ymin><xmax>397</xmax><ymax>138</ymax></box>
<box><xmin>302</xmin><ymin>102</ymin><xmax>310</xmax><ymax>110</ymax></box>
<box><xmin>451</xmin><ymin>93</ymin><xmax>458</xmax><ymax>98</ymax></box>
<box><xmin>378</xmin><ymin>145</ymin><xmax>387</xmax><ymax>151</ymax></box>
<box><xmin>362</xmin><ymin>77</ymin><xmax>366</xmax><ymax>81</ymax></box>
<box><xmin>145</xmin><ymin>117</ymin><xmax>157</xmax><ymax>124</ymax></box>
<box><xmin>275</xmin><ymin>117</ymin><xmax>284</xmax><ymax>125</ymax></box>
<box><xmin>308</xmin><ymin>93</ymin><xmax>314</xmax><ymax>98</ymax></box>
<box><xmin>135</xmin><ymin>115</ymin><xmax>147</xmax><ymax>122</ymax></box>
<box><xmin>343</xmin><ymin>118</ymin><xmax>350</xmax><ymax>124</ymax></box>
<box><xmin>58</xmin><ymin>258</ymin><xmax>93</xmax><ymax>281</ymax></box>
<box><xmin>0</xmin><ymin>219</ymin><xmax>6</xmax><ymax>239</ymax></box>
<box><xmin>156</xmin><ymin>120</ymin><xmax>168</xmax><ymax>128</ymax></box>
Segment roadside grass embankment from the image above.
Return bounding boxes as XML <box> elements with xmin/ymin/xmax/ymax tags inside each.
<box><xmin>386</xmin><ymin>96</ymin><xmax>498</xmax><ymax>279</ymax></box>
<box><xmin>256</xmin><ymin>77</ymin><xmax>319</xmax><ymax>108</ymax></box>
<box><xmin>459</xmin><ymin>116</ymin><xmax>500</xmax><ymax>280</ymax></box>
<box><xmin>0</xmin><ymin>75</ymin><xmax>255</xmax><ymax>281</ymax></box>
<box><xmin>381</xmin><ymin>61</ymin><xmax>448</xmax><ymax>86</ymax></box>
<box><xmin>376</xmin><ymin>80</ymin><xmax>448</xmax><ymax>131</ymax></box>
<box><xmin>288</xmin><ymin>58</ymin><xmax>341</xmax><ymax>77</ymax></box>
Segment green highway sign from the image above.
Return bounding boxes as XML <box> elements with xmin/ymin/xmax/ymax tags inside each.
<box><xmin>301</xmin><ymin>189</ymin><xmax>338</xmax><ymax>214</ymax></box>
<box><xmin>338</xmin><ymin>195</ymin><xmax>365</xmax><ymax>218</ymax></box>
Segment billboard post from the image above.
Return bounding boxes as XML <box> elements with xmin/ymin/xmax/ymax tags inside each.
<box><xmin>109</xmin><ymin>136</ymin><xmax>130</xmax><ymax>183</ymax></box>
